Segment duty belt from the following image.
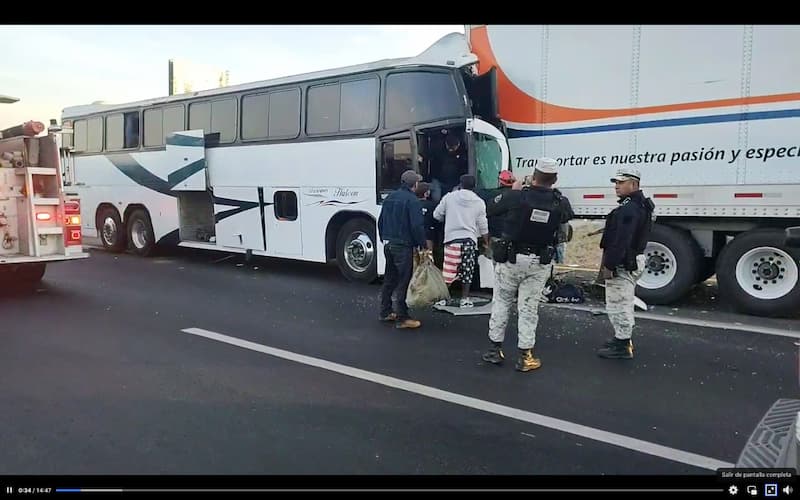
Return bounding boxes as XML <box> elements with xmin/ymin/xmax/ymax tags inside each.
<box><xmin>516</xmin><ymin>244</ymin><xmax>544</xmax><ymax>256</ymax></box>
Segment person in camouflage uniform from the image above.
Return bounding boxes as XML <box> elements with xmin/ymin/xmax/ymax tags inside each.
<box><xmin>481</xmin><ymin>158</ymin><xmax>573</xmax><ymax>372</ymax></box>
<box><xmin>487</xmin><ymin>253</ymin><xmax>555</xmax><ymax>368</ymax></box>
<box><xmin>597</xmin><ymin>167</ymin><xmax>655</xmax><ymax>359</ymax></box>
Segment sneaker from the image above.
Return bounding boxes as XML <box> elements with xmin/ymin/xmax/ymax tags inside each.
<box><xmin>515</xmin><ymin>348</ymin><xmax>542</xmax><ymax>372</ymax></box>
<box><xmin>481</xmin><ymin>344</ymin><xmax>505</xmax><ymax>365</ymax></box>
<box><xmin>460</xmin><ymin>297</ymin><xmax>474</xmax><ymax>308</ymax></box>
<box><xmin>597</xmin><ymin>338</ymin><xmax>634</xmax><ymax>359</ymax></box>
<box><xmin>379</xmin><ymin>312</ymin><xmax>398</xmax><ymax>322</ymax></box>
<box><xmin>396</xmin><ymin>318</ymin><xmax>421</xmax><ymax>329</ymax></box>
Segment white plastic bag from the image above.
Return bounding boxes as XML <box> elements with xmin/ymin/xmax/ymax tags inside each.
<box><xmin>477</xmin><ymin>255</ymin><xmax>495</xmax><ymax>289</ymax></box>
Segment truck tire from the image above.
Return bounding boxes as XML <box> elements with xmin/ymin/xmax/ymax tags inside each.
<box><xmin>716</xmin><ymin>229</ymin><xmax>800</xmax><ymax>317</ymax></box>
<box><xmin>20</xmin><ymin>263</ymin><xmax>46</xmax><ymax>283</ymax></box>
<box><xmin>98</xmin><ymin>206</ymin><xmax>126</xmax><ymax>253</ymax></box>
<box><xmin>635</xmin><ymin>224</ymin><xmax>702</xmax><ymax>304</ymax></box>
<box><xmin>336</xmin><ymin>218</ymin><xmax>378</xmax><ymax>283</ymax></box>
<box><xmin>0</xmin><ymin>263</ymin><xmax>46</xmax><ymax>287</ymax></box>
<box><xmin>127</xmin><ymin>209</ymin><xmax>156</xmax><ymax>257</ymax></box>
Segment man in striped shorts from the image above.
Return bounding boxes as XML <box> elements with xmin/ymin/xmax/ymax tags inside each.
<box><xmin>433</xmin><ymin>174</ymin><xmax>490</xmax><ymax>308</ymax></box>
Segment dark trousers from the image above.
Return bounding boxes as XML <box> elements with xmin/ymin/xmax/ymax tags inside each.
<box><xmin>380</xmin><ymin>243</ymin><xmax>414</xmax><ymax>320</ymax></box>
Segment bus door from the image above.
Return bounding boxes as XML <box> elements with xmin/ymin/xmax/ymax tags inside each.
<box><xmin>376</xmin><ymin>130</ymin><xmax>419</xmax><ymax>276</ymax></box>
<box><xmin>466</xmin><ymin>117</ymin><xmax>510</xmax><ymax>289</ymax></box>
<box><xmin>467</xmin><ymin>117</ymin><xmax>509</xmax><ymax>191</ymax></box>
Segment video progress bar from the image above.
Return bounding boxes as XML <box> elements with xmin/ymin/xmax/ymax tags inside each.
<box><xmin>55</xmin><ymin>488</ymin><xmax>725</xmax><ymax>493</ymax></box>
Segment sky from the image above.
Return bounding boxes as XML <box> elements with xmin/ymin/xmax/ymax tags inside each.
<box><xmin>0</xmin><ymin>25</ymin><xmax>464</xmax><ymax>129</ymax></box>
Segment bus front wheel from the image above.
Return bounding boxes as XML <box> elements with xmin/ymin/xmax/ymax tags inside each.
<box><xmin>336</xmin><ymin>218</ymin><xmax>377</xmax><ymax>283</ymax></box>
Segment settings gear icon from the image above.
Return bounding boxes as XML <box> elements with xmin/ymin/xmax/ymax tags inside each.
<box><xmin>728</xmin><ymin>485</ymin><xmax>739</xmax><ymax>495</ymax></box>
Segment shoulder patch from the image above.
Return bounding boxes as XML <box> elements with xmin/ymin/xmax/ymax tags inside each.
<box><xmin>493</xmin><ymin>194</ymin><xmax>503</xmax><ymax>204</ymax></box>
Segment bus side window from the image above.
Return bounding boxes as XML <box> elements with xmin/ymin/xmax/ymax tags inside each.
<box><xmin>274</xmin><ymin>191</ymin><xmax>298</xmax><ymax>221</ymax></box>
<box><xmin>123</xmin><ymin>112</ymin><xmax>139</xmax><ymax>149</ymax></box>
<box><xmin>380</xmin><ymin>138</ymin><xmax>412</xmax><ymax>192</ymax></box>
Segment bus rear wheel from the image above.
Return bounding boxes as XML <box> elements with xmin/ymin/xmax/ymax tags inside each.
<box><xmin>336</xmin><ymin>218</ymin><xmax>377</xmax><ymax>283</ymax></box>
<box><xmin>98</xmin><ymin>206</ymin><xmax>126</xmax><ymax>253</ymax></box>
<box><xmin>127</xmin><ymin>209</ymin><xmax>156</xmax><ymax>257</ymax></box>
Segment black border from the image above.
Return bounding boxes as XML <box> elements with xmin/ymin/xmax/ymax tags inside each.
<box><xmin>2</xmin><ymin>472</ymin><xmax>796</xmax><ymax>490</ymax></box>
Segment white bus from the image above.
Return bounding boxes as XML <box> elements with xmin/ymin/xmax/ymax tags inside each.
<box><xmin>60</xmin><ymin>33</ymin><xmax>509</xmax><ymax>283</ymax></box>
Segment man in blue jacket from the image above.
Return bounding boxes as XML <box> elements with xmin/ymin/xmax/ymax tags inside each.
<box><xmin>378</xmin><ymin>170</ymin><xmax>427</xmax><ymax>329</ymax></box>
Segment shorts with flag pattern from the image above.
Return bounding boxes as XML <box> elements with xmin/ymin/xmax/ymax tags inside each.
<box><xmin>442</xmin><ymin>239</ymin><xmax>478</xmax><ymax>286</ymax></box>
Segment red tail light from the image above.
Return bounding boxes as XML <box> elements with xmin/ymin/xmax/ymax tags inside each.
<box><xmin>66</xmin><ymin>228</ymin><xmax>82</xmax><ymax>246</ymax></box>
<box><xmin>64</xmin><ymin>199</ymin><xmax>82</xmax><ymax>246</ymax></box>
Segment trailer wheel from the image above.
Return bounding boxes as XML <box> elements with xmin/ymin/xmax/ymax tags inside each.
<box><xmin>336</xmin><ymin>218</ymin><xmax>377</xmax><ymax>283</ymax></box>
<box><xmin>635</xmin><ymin>224</ymin><xmax>702</xmax><ymax>304</ymax></box>
<box><xmin>716</xmin><ymin>229</ymin><xmax>800</xmax><ymax>317</ymax></box>
<box><xmin>98</xmin><ymin>206</ymin><xmax>126</xmax><ymax>253</ymax></box>
<box><xmin>127</xmin><ymin>209</ymin><xmax>156</xmax><ymax>257</ymax></box>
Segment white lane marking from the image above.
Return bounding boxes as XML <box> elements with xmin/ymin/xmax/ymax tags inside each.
<box><xmin>181</xmin><ymin>327</ymin><xmax>734</xmax><ymax>471</ymax></box>
<box><xmin>549</xmin><ymin>303</ymin><xmax>800</xmax><ymax>339</ymax></box>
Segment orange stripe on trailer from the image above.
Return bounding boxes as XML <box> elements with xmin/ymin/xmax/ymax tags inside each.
<box><xmin>469</xmin><ymin>26</ymin><xmax>800</xmax><ymax>125</ymax></box>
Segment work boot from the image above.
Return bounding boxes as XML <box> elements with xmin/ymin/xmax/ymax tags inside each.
<box><xmin>481</xmin><ymin>342</ymin><xmax>505</xmax><ymax>365</ymax></box>
<box><xmin>597</xmin><ymin>338</ymin><xmax>634</xmax><ymax>359</ymax></box>
<box><xmin>396</xmin><ymin>318</ymin><xmax>421</xmax><ymax>329</ymax></box>
<box><xmin>515</xmin><ymin>348</ymin><xmax>541</xmax><ymax>372</ymax></box>
<box><xmin>602</xmin><ymin>337</ymin><xmax>634</xmax><ymax>352</ymax></box>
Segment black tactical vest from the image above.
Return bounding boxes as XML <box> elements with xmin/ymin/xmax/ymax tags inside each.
<box><xmin>632</xmin><ymin>196</ymin><xmax>656</xmax><ymax>253</ymax></box>
<box><xmin>505</xmin><ymin>187</ymin><xmax>563</xmax><ymax>247</ymax></box>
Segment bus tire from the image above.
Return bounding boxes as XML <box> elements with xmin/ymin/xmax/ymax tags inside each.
<box><xmin>635</xmin><ymin>224</ymin><xmax>702</xmax><ymax>305</ymax></box>
<box><xmin>716</xmin><ymin>228</ymin><xmax>800</xmax><ymax>318</ymax></box>
<box><xmin>127</xmin><ymin>209</ymin><xmax>156</xmax><ymax>257</ymax></box>
<box><xmin>98</xmin><ymin>206</ymin><xmax>126</xmax><ymax>253</ymax></box>
<box><xmin>336</xmin><ymin>218</ymin><xmax>377</xmax><ymax>283</ymax></box>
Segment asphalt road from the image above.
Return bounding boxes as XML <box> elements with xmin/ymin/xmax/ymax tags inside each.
<box><xmin>0</xmin><ymin>247</ymin><xmax>797</xmax><ymax>476</ymax></box>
